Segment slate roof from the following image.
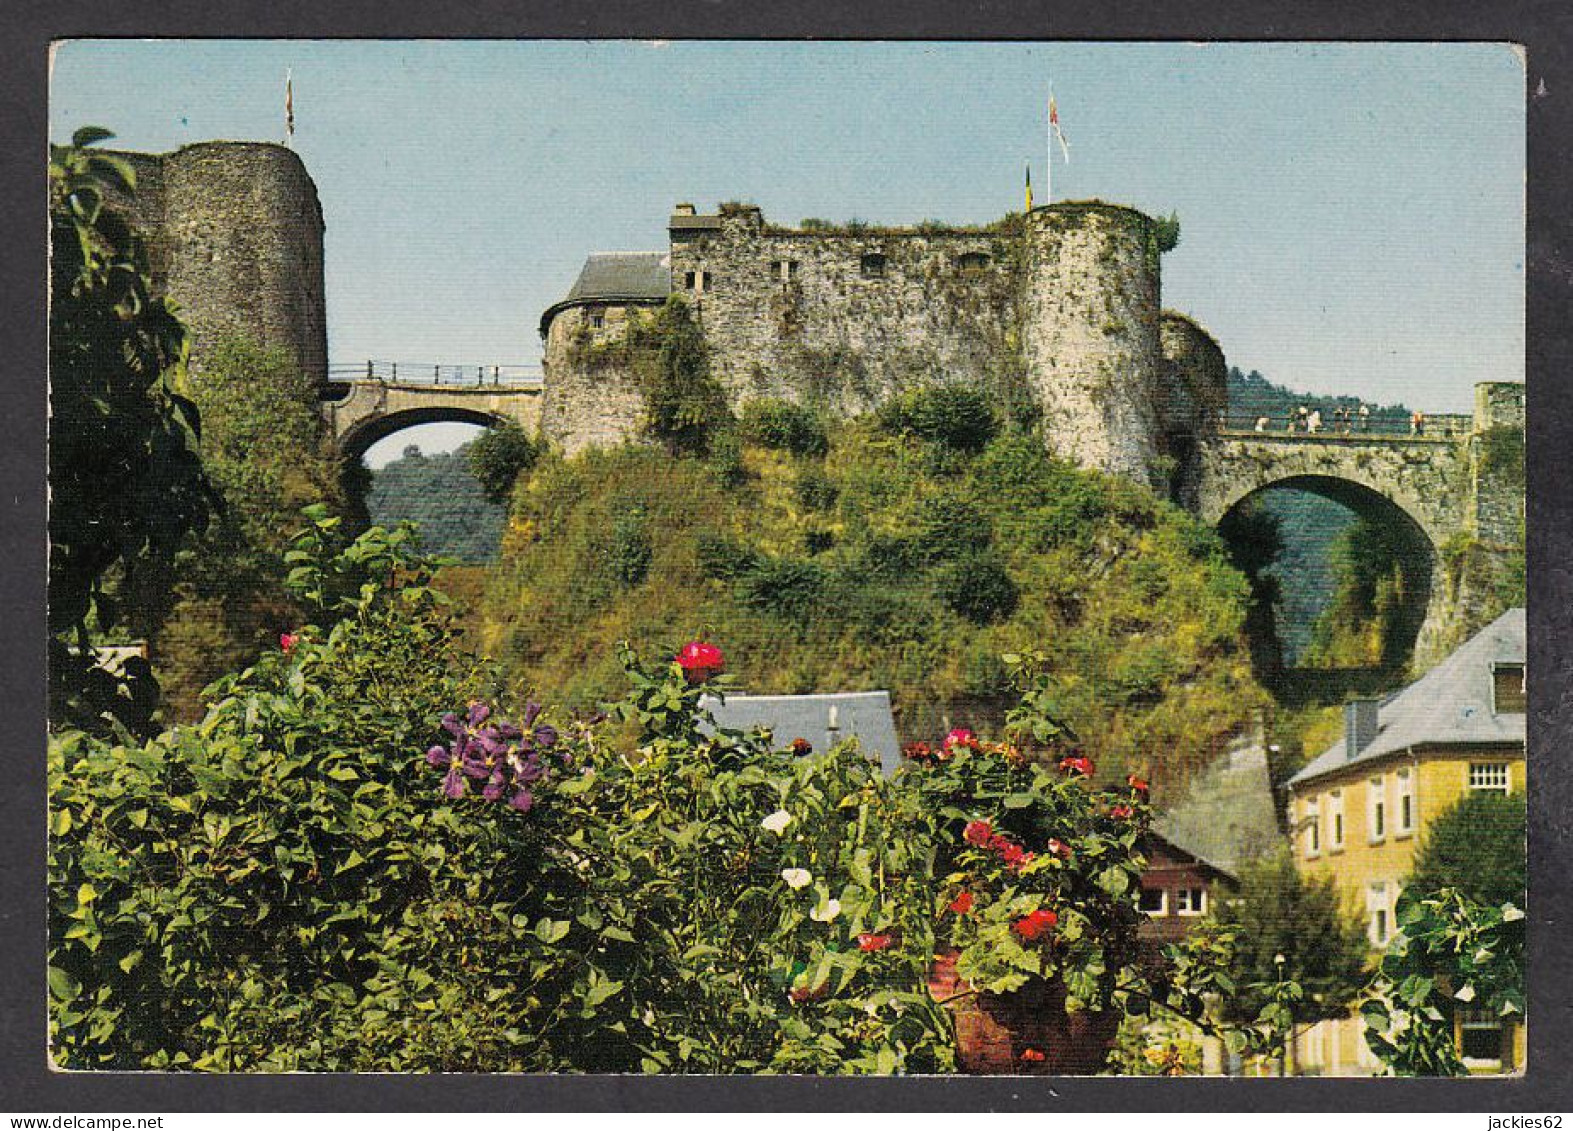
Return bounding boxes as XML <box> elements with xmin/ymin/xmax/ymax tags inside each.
<box><xmin>1154</xmin><ymin>739</ymin><xmax>1281</xmax><ymax>877</ymax></box>
<box><xmin>539</xmin><ymin>252</ymin><xmax>671</xmax><ymax>335</ymax></box>
<box><xmin>699</xmin><ymin>691</ymin><xmax>903</xmax><ymax>776</ymax></box>
<box><xmin>1288</xmin><ymin>607</ymin><xmax>1526</xmax><ymax>788</ymax></box>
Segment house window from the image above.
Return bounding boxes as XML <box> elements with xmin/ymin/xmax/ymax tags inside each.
<box><xmin>1459</xmin><ymin>1008</ymin><xmax>1507</xmax><ymax>1066</ymax></box>
<box><xmin>1469</xmin><ymin>762</ymin><xmax>1511</xmax><ymax>794</ymax></box>
<box><xmin>1138</xmin><ymin>887</ymin><xmax>1167</xmax><ymax>915</ymax></box>
<box><xmin>1369</xmin><ymin>775</ymin><xmax>1386</xmax><ymax>843</ymax></box>
<box><xmin>1367</xmin><ymin>881</ymin><xmax>1391</xmax><ymax>946</ymax></box>
<box><xmin>684</xmin><ymin>270</ymin><xmax>711</xmax><ymax>294</ymax></box>
<box><xmin>1492</xmin><ymin>664</ymin><xmax>1526</xmax><ymax>714</ymax></box>
<box><xmin>1329</xmin><ymin>790</ymin><xmax>1345</xmax><ymax>851</ymax></box>
<box><xmin>957</xmin><ymin>251</ymin><xmax>990</xmax><ymax>274</ymax></box>
<box><xmin>1396</xmin><ymin>768</ymin><xmax>1415</xmax><ymax>836</ymax></box>
<box><xmin>860</xmin><ymin>252</ymin><xmax>887</xmax><ymax>278</ymax></box>
<box><xmin>1304</xmin><ymin>798</ymin><xmax>1321</xmax><ymax>858</ymax></box>
<box><xmin>770</xmin><ymin>260</ymin><xmax>799</xmax><ymax>284</ymax></box>
<box><xmin>588</xmin><ymin>308</ymin><xmax>606</xmax><ymax>330</ymax></box>
<box><xmin>1175</xmin><ymin>888</ymin><xmax>1206</xmax><ymax>916</ymax></box>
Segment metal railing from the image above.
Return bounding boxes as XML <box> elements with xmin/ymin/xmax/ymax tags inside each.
<box><xmin>1218</xmin><ymin>412</ymin><xmax>1474</xmax><ymax>439</ymax></box>
<box><xmin>326</xmin><ymin>361</ymin><xmax>544</xmax><ymax>387</ymax></box>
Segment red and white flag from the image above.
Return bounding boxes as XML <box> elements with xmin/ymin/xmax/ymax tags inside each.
<box><xmin>285</xmin><ymin>70</ymin><xmax>295</xmax><ymax>142</ymax></box>
<box><xmin>1049</xmin><ymin>94</ymin><xmax>1070</xmax><ymax>162</ymax></box>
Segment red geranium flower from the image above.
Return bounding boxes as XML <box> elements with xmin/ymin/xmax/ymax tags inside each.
<box><xmin>857</xmin><ymin>933</ymin><xmax>893</xmax><ymax>952</ymax></box>
<box><xmin>944</xmin><ymin>727</ymin><xmax>977</xmax><ymax>752</ymax></box>
<box><xmin>1058</xmin><ymin>755</ymin><xmax>1095</xmax><ymax>777</ymax></box>
<box><xmin>1011</xmin><ymin>908</ymin><xmax>1059</xmax><ymax>941</ymax></box>
<box><xmin>279</xmin><ymin>632</ymin><xmax>299</xmax><ymax>653</ymax></box>
<box><xmin>995</xmin><ymin>839</ymin><xmax>1027</xmax><ymax>867</ymax></box>
<box><xmin>1110</xmin><ymin>803</ymin><xmax>1135</xmax><ymax>820</ymax></box>
<box><xmin>1021</xmin><ymin>1048</ymin><xmax>1047</xmax><ymax>1063</ymax></box>
<box><xmin>948</xmin><ymin>891</ymin><xmax>975</xmax><ymax>915</ymax></box>
<box><xmin>1127</xmin><ymin>774</ymin><xmax>1150</xmax><ymax>794</ymax></box>
<box><xmin>963</xmin><ymin>820</ymin><xmax>993</xmax><ymax>847</ymax></box>
<box><xmin>790</xmin><ymin>737</ymin><xmax>813</xmax><ymax>756</ymax></box>
<box><xmin>676</xmin><ymin>640</ymin><xmax>725</xmax><ymax>682</ymax></box>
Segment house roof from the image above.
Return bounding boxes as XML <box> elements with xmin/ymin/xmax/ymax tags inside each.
<box><xmin>539</xmin><ymin>251</ymin><xmax>671</xmax><ymax>335</ymax></box>
<box><xmin>1288</xmin><ymin>607</ymin><xmax>1526</xmax><ymax>788</ymax></box>
<box><xmin>699</xmin><ymin>690</ymin><xmax>903</xmax><ymax>776</ymax></box>
<box><xmin>1154</xmin><ymin>738</ymin><xmax>1281</xmax><ymax>877</ymax></box>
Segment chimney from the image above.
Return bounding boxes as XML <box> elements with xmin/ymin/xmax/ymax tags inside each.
<box><xmin>1344</xmin><ymin>698</ymin><xmax>1379</xmax><ymax>760</ymax></box>
<box><xmin>673</xmin><ymin>202</ymin><xmax>697</xmax><ymax>216</ymax></box>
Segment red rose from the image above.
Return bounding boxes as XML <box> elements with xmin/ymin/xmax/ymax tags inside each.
<box><xmin>1021</xmin><ymin>1048</ymin><xmax>1047</xmax><ymax>1063</ymax></box>
<box><xmin>996</xmin><ymin>839</ymin><xmax>1026</xmax><ymax>867</ymax></box>
<box><xmin>857</xmin><ymin>933</ymin><xmax>893</xmax><ymax>952</ymax></box>
<box><xmin>279</xmin><ymin>632</ymin><xmax>299</xmax><ymax>653</ymax></box>
<box><xmin>1127</xmin><ymin>774</ymin><xmax>1150</xmax><ymax>794</ymax></box>
<box><xmin>1110</xmin><ymin>803</ymin><xmax>1135</xmax><ymax>820</ymax></box>
<box><xmin>1058</xmin><ymin>755</ymin><xmax>1095</xmax><ymax>777</ymax></box>
<box><xmin>676</xmin><ymin>640</ymin><xmax>725</xmax><ymax>682</ymax></box>
<box><xmin>948</xmin><ymin>891</ymin><xmax>975</xmax><ymax>915</ymax></box>
<box><xmin>963</xmin><ymin>820</ymin><xmax>993</xmax><ymax>847</ymax></box>
<box><xmin>943</xmin><ymin>727</ymin><xmax>977</xmax><ymax>751</ymax></box>
<box><xmin>1011</xmin><ymin>908</ymin><xmax>1059</xmax><ymax>941</ymax></box>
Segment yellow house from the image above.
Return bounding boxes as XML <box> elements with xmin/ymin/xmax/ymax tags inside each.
<box><xmin>1285</xmin><ymin>608</ymin><xmax>1526</xmax><ymax>1076</ymax></box>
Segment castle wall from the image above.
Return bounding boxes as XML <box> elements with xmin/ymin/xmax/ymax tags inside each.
<box><xmin>540</xmin><ymin>304</ymin><xmax>649</xmax><ymax>455</ymax></box>
<box><xmin>106</xmin><ymin>143</ymin><xmax>328</xmax><ymax>384</ymax></box>
<box><xmin>668</xmin><ymin>208</ymin><xmax>1018</xmax><ymax>413</ymax></box>
<box><xmin>1159</xmin><ymin>312</ymin><xmax>1229</xmax><ymax>507</ymax></box>
<box><xmin>1021</xmin><ymin>204</ymin><xmax>1165</xmax><ymax>485</ymax></box>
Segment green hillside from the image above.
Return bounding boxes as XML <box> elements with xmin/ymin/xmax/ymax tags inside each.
<box><xmin>479</xmin><ymin>410</ymin><xmax>1269</xmax><ymax>794</ymax></box>
<box><xmin>366</xmin><ymin>444</ymin><xmax>506</xmax><ymax>563</ymax></box>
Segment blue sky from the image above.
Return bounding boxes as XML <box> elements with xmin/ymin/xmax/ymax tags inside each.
<box><xmin>51</xmin><ymin>40</ymin><xmax>1524</xmax><ymax>463</ymax></box>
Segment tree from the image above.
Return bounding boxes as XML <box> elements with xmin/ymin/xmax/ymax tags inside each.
<box><xmin>1208</xmin><ymin>846</ymin><xmax>1371</xmax><ymax>1066</ymax></box>
<box><xmin>1407</xmin><ymin>791</ymin><xmax>1526</xmax><ymax>910</ymax></box>
<box><xmin>48</xmin><ymin>127</ymin><xmax>219</xmax><ymax>734</ymax></box>
<box><xmin>466</xmin><ymin>419</ymin><xmax>539</xmax><ymax>504</ymax></box>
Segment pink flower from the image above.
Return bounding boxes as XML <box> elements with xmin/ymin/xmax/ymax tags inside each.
<box><xmin>279</xmin><ymin>632</ymin><xmax>299</xmax><ymax>653</ymax></box>
<box><xmin>1046</xmin><ymin>838</ymin><xmax>1073</xmax><ymax>860</ymax></box>
<box><xmin>1058</xmin><ymin>755</ymin><xmax>1095</xmax><ymax>778</ymax></box>
<box><xmin>676</xmin><ymin>640</ymin><xmax>725</xmax><ymax>682</ymax></box>
<box><xmin>943</xmin><ymin>727</ymin><xmax>977</xmax><ymax>751</ymax></box>
<box><xmin>1110</xmin><ymin>803</ymin><xmax>1135</xmax><ymax>820</ymax></box>
<box><xmin>857</xmin><ymin>933</ymin><xmax>894</xmax><ymax>952</ymax></box>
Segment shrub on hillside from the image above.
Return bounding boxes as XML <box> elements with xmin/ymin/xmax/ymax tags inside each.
<box><xmin>468</xmin><ymin>420</ymin><xmax>540</xmax><ymax>505</ymax></box>
<box><xmin>934</xmin><ymin>550</ymin><xmax>1019</xmax><ymax>624</ymax></box>
<box><xmin>740</xmin><ymin>398</ymin><xmax>830</xmax><ymax>457</ymax></box>
<box><xmin>877</xmin><ymin>383</ymin><xmax>998</xmax><ymax>452</ymax></box>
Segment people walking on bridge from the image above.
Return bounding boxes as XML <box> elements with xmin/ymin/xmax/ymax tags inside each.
<box><xmin>1296</xmin><ymin>404</ymin><xmax>1309</xmax><ymax>432</ymax></box>
<box><xmin>1307</xmin><ymin>408</ymin><xmax>1323</xmax><ymax>434</ymax></box>
<box><xmin>1285</xmin><ymin>409</ymin><xmax>1297</xmax><ymax>433</ymax></box>
<box><xmin>1358</xmin><ymin>403</ymin><xmax>1370</xmax><ymax>432</ymax></box>
<box><xmin>1255</xmin><ymin>414</ymin><xmax>1270</xmax><ymax>432</ymax></box>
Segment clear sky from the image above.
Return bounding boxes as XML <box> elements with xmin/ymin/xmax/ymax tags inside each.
<box><xmin>51</xmin><ymin>40</ymin><xmax>1524</xmax><ymax>463</ymax></box>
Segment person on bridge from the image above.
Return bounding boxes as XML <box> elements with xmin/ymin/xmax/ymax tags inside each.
<box><xmin>1359</xmin><ymin>403</ymin><xmax>1371</xmax><ymax>432</ymax></box>
<box><xmin>1255</xmin><ymin>415</ymin><xmax>1270</xmax><ymax>432</ymax></box>
<box><xmin>1307</xmin><ymin>408</ymin><xmax>1323</xmax><ymax>434</ymax></box>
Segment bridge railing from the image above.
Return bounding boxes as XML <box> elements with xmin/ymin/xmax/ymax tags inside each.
<box><xmin>1217</xmin><ymin>411</ymin><xmax>1474</xmax><ymax>439</ymax></box>
<box><xmin>326</xmin><ymin>361</ymin><xmax>545</xmax><ymax>387</ymax></box>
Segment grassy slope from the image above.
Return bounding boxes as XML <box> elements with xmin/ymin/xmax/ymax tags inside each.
<box><xmin>479</xmin><ymin>423</ymin><xmax>1270</xmax><ymax>794</ymax></box>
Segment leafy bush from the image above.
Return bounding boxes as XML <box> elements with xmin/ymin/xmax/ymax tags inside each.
<box><xmin>736</xmin><ymin>555</ymin><xmax>830</xmax><ymax>618</ymax></box>
<box><xmin>934</xmin><ymin>551</ymin><xmax>1019</xmax><ymax>625</ymax></box>
<box><xmin>740</xmin><ymin>398</ymin><xmax>830</xmax><ymax>457</ymax></box>
<box><xmin>1407</xmin><ymin>792</ymin><xmax>1525</xmax><ymax>909</ymax></box>
<box><xmin>1154</xmin><ymin>211</ymin><xmax>1182</xmax><ymax>254</ymax></box>
<box><xmin>695</xmin><ymin>533</ymin><xmax>761</xmax><ymax>581</ymax></box>
<box><xmin>602</xmin><ymin>503</ymin><xmax>654</xmax><ymax>587</ymax></box>
<box><xmin>467</xmin><ymin>420</ymin><xmax>540</xmax><ymax>505</ymax></box>
<box><xmin>877</xmin><ymin>383</ymin><xmax>998</xmax><ymax>452</ymax></box>
<box><xmin>795</xmin><ymin>465</ymin><xmax>839</xmax><ymax>511</ymax></box>
<box><xmin>705</xmin><ymin>428</ymin><xmax>748</xmax><ymax>488</ymax></box>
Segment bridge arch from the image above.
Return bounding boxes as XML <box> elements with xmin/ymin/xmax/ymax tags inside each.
<box><xmin>321</xmin><ymin>379</ymin><xmax>544</xmax><ymax>464</ymax></box>
<box><xmin>336</xmin><ymin>404</ymin><xmax>510</xmax><ymax>465</ymax></box>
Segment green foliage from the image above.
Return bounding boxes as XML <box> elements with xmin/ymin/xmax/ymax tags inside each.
<box><xmin>1153</xmin><ymin>211</ymin><xmax>1181</xmax><ymax>254</ymax></box>
<box><xmin>633</xmin><ymin>297</ymin><xmax>730</xmax><ymax>453</ymax></box>
<box><xmin>466</xmin><ymin>420</ymin><xmax>540</xmax><ymax>505</ymax></box>
<box><xmin>1361</xmin><ymin>889</ymin><xmax>1525</xmax><ymax>1075</ymax></box>
<box><xmin>481</xmin><ymin>420</ymin><xmax>1267</xmax><ymax>789</ymax></box>
<box><xmin>877</xmin><ymin>383</ymin><xmax>998</xmax><ymax>452</ymax></box>
<box><xmin>603</xmin><ymin>503</ymin><xmax>654</xmax><ymax>587</ymax></box>
<box><xmin>368</xmin><ymin>443</ymin><xmax>507</xmax><ymax>563</ymax></box>
<box><xmin>739</xmin><ymin>398</ymin><xmax>830</xmax><ymax>456</ymax></box>
<box><xmin>1300</xmin><ymin>515</ymin><xmax>1418</xmax><ymax>670</ymax></box>
<box><xmin>1477</xmin><ymin>425</ymin><xmax>1524</xmax><ymax>489</ymax></box>
<box><xmin>48</xmin><ymin>127</ymin><xmax>220</xmax><ymax>734</ymax></box>
<box><xmin>1207</xmin><ymin>847</ymin><xmax>1371</xmax><ymax>1026</ymax></box>
<box><xmin>1407</xmin><ymin>792</ymin><xmax>1526</xmax><ymax>910</ymax></box>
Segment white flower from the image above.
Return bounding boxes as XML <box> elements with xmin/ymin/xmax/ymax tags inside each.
<box><xmin>761</xmin><ymin>809</ymin><xmax>793</xmax><ymax>835</ymax></box>
<box><xmin>1501</xmin><ymin>904</ymin><xmax>1525</xmax><ymax>922</ymax></box>
<box><xmin>810</xmin><ymin>898</ymin><xmax>842</xmax><ymax>923</ymax></box>
<box><xmin>781</xmin><ymin>867</ymin><xmax>812</xmax><ymax>889</ymax></box>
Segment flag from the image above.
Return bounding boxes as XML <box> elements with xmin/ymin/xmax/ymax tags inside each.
<box><xmin>1025</xmin><ymin>162</ymin><xmax>1033</xmax><ymax>211</ymax></box>
<box><xmin>285</xmin><ymin>70</ymin><xmax>295</xmax><ymax>141</ymax></box>
<box><xmin>1049</xmin><ymin>95</ymin><xmax>1070</xmax><ymax>162</ymax></box>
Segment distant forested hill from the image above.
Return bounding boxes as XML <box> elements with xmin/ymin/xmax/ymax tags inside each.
<box><xmin>366</xmin><ymin>444</ymin><xmax>505</xmax><ymax>563</ymax></box>
<box><xmin>1227</xmin><ymin>367</ymin><xmax>1412</xmax><ymax>431</ymax></box>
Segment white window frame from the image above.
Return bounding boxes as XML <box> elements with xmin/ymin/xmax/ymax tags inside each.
<box><xmin>1329</xmin><ymin>790</ymin><xmax>1346</xmax><ymax>852</ymax></box>
<box><xmin>1367</xmin><ymin>881</ymin><xmax>1392</xmax><ymax>947</ymax></box>
<box><xmin>1368</xmin><ymin>774</ymin><xmax>1387</xmax><ymax>844</ymax></box>
<box><xmin>1469</xmin><ymin>762</ymin><xmax>1511</xmax><ymax>794</ymax></box>
<box><xmin>1175</xmin><ymin>887</ymin><xmax>1206</xmax><ymax>917</ymax></box>
<box><xmin>1304</xmin><ymin>797</ymin><xmax>1321</xmax><ymax>859</ymax></box>
<box><xmin>1395</xmin><ymin>767</ymin><xmax>1415</xmax><ymax>837</ymax></box>
<box><xmin>1491</xmin><ymin>662</ymin><xmax>1525</xmax><ymax>715</ymax></box>
<box><xmin>1458</xmin><ymin>1007</ymin><xmax>1507</xmax><ymax>1069</ymax></box>
<box><xmin>1138</xmin><ymin>887</ymin><xmax>1168</xmax><ymax>916</ymax></box>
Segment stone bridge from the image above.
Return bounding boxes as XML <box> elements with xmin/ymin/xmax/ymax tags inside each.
<box><xmin>320</xmin><ymin>379</ymin><xmax>544</xmax><ymax>461</ymax></box>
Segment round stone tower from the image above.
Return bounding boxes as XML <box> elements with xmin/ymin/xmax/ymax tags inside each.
<box><xmin>1158</xmin><ymin>311</ymin><xmax>1229</xmax><ymax>506</ymax></box>
<box><xmin>155</xmin><ymin>142</ymin><xmax>328</xmax><ymax>383</ymax></box>
<box><xmin>1021</xmin><ymin>203</ymin><xmax>1165</xmax><ymax>485</ymax></box>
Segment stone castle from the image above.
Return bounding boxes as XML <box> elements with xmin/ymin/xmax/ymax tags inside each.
<box><xmin>539</xmin><ymin>201</ymin><xmax>1226</xmax><ymax>494</ymax></box>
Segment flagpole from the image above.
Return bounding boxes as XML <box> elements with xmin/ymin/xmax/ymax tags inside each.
<box><xmin>1045</xmin><ymin>90</ymin><xmax>1053</xmax><ymax>205</ymax></box>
